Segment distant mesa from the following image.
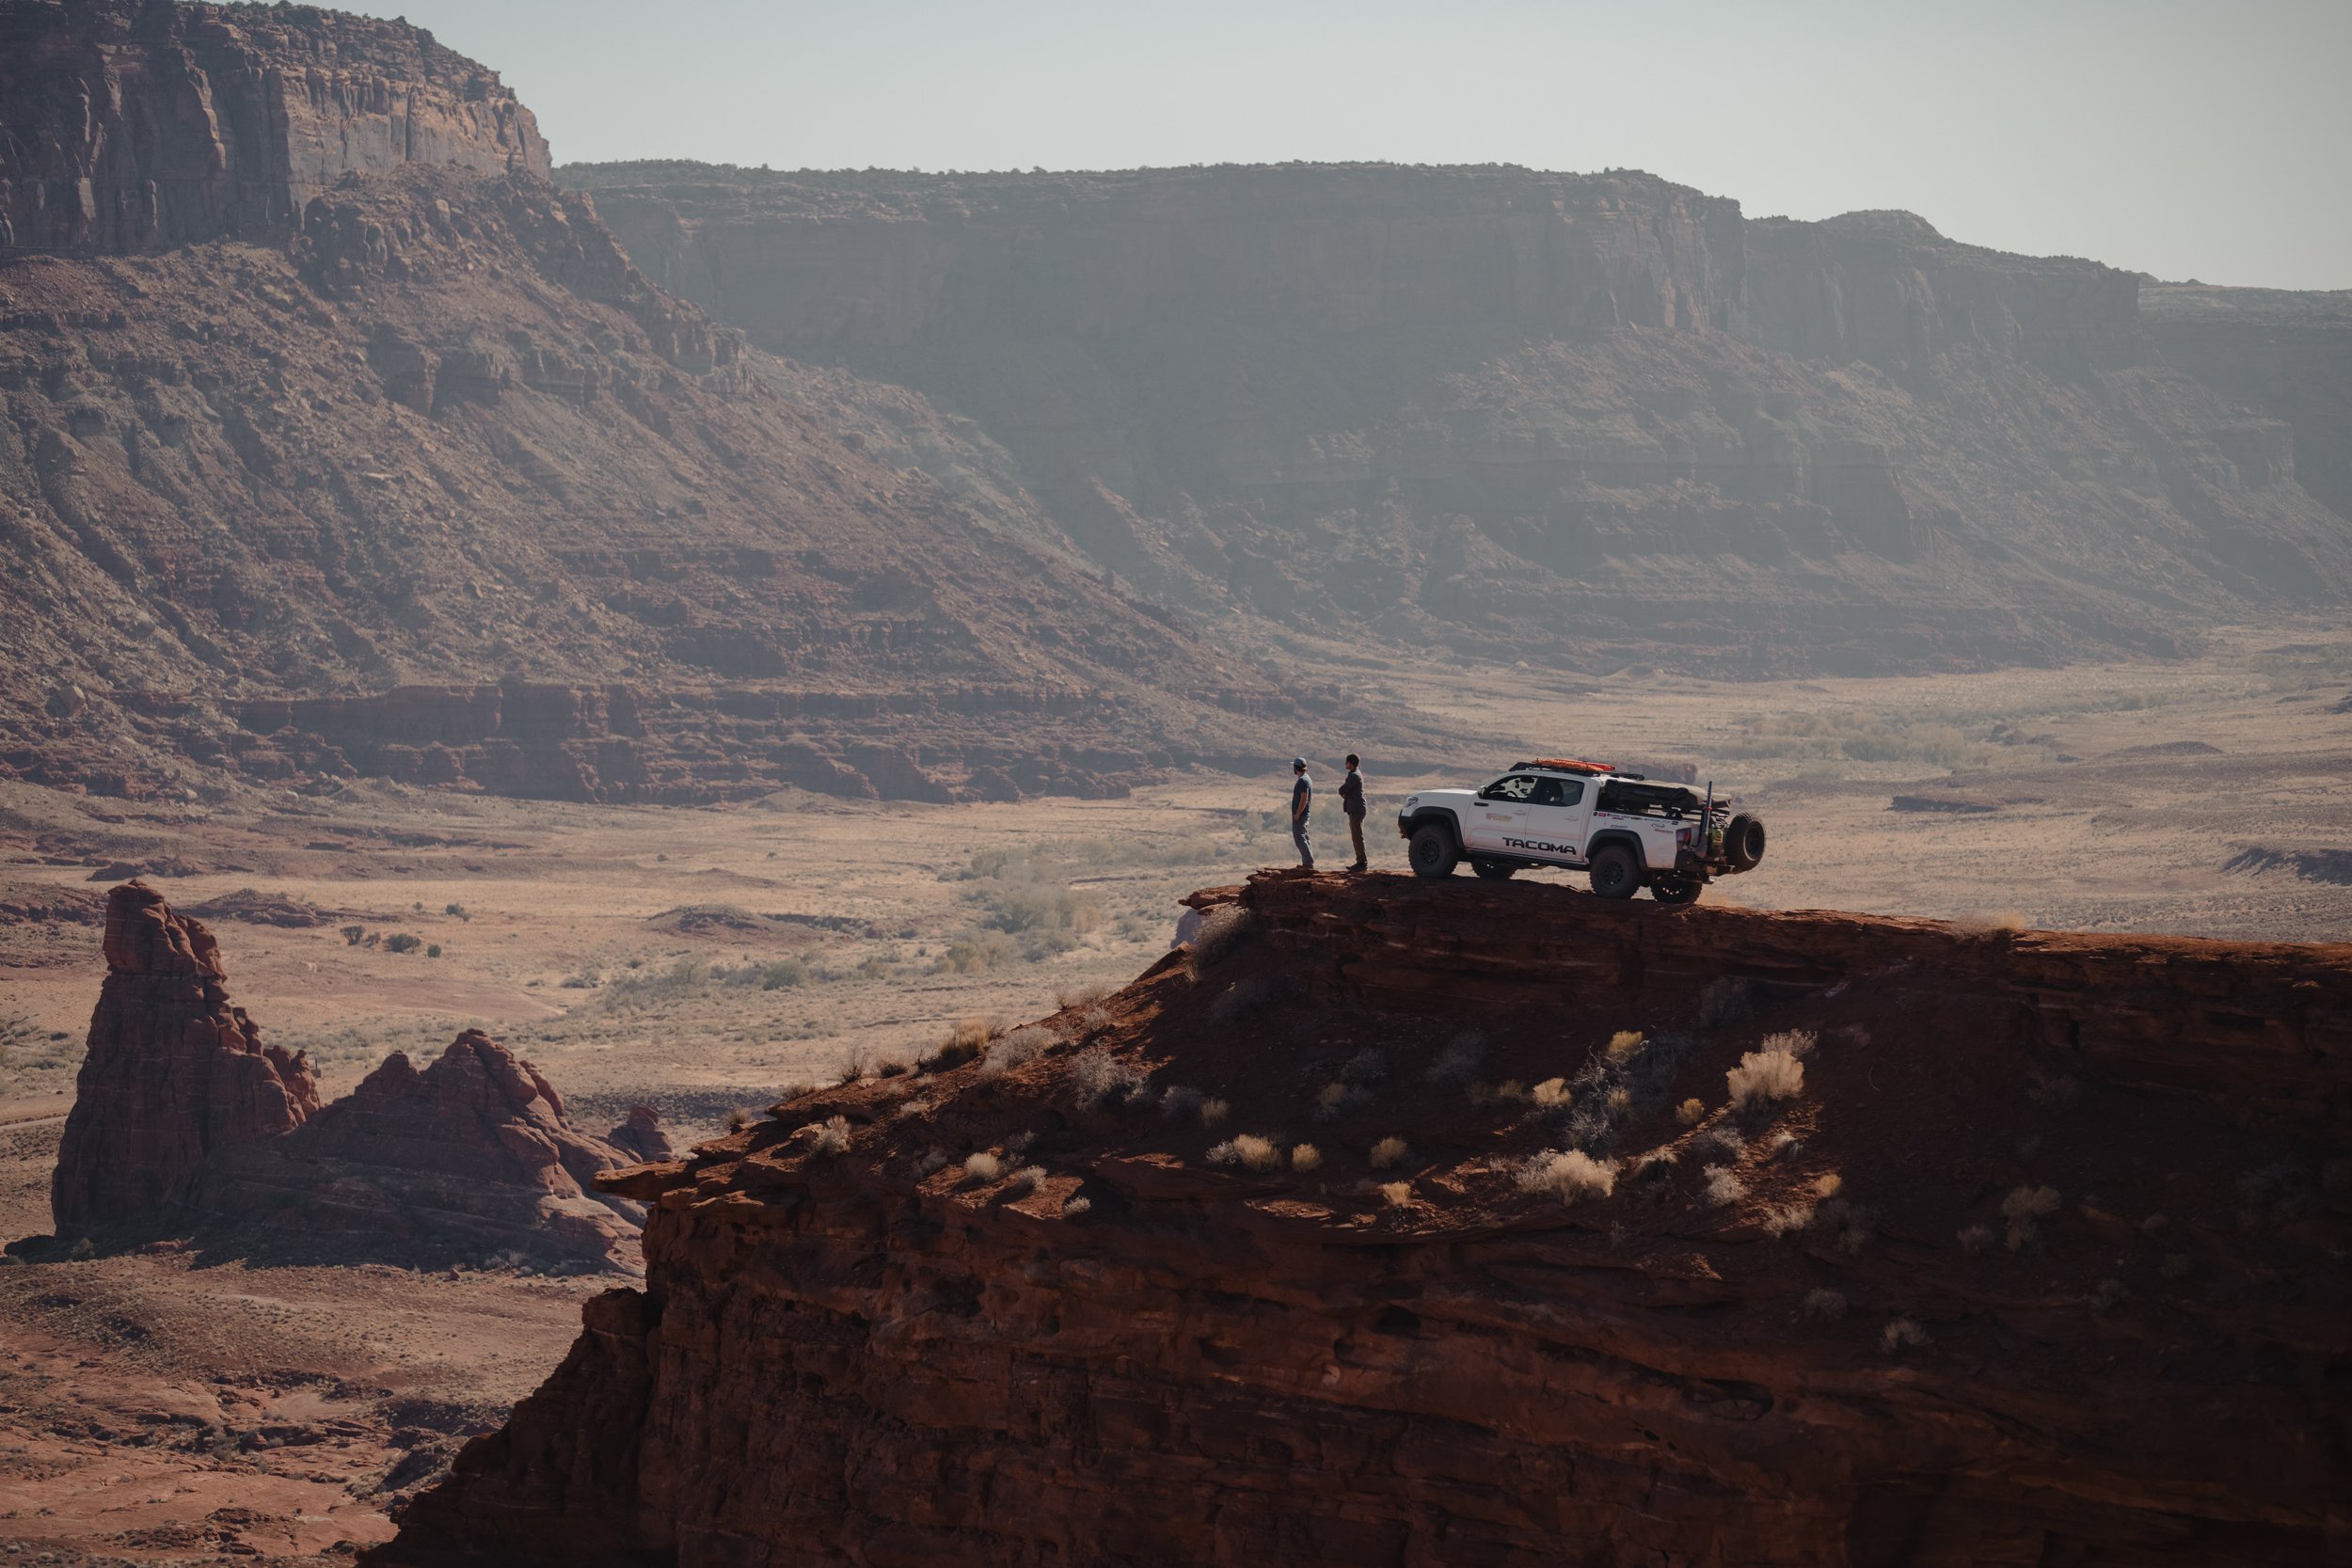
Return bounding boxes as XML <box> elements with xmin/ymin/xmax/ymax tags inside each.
<box><xmin>2224</xmin><ymin>846</ymin><xmax>2352</xmax><ymax>886</ymax></box>
<box><xmin>40</xmin><ymin>882</ymin><xmax>647</xmax><ymax>1270</ymax></box>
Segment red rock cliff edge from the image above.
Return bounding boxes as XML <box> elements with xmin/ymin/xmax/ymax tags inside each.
<box><xmin>377</xmin><ymin>871</ymin><xmax>2351</xmax><ymax>1566</ymax></box>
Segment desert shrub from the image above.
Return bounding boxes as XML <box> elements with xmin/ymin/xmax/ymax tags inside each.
<box><xmin>2092</xmin><ymin>1277</ymin><xmax>2129</xmax><ymax>1310</ymax></box>
<box><xmin>723</xmin><ymin>1105</ymin><xmax>763</xmax><ymax>1133</ymax></box>
<box><xmin>1369</xmin><ymin>1135</ymin><xmax>1412</xmax><ymax>1170</ymax></box>
<box><xmin>1676</xmin><ymin>1097</ymin><xmax>1706</xmax><ymax>1126</ymax></box>
<box><xmin>806</xmin><ymin>1116</ymin><xmax>852</xmax><ymax>1158</ymax></box>
<box><xmin>876</xmin><ymin>1058</ymin><xmax>912</xmax><ymax>1078</ymax></box>
<box><xmin>1061</xmin><ymin>1195</ymin><xmax>1092</xmax><ymax>1218</ymax></box>
<box><xmin>425</xmin><ymin>943</ymin><xmax>441</xmax><ymax>958</ymax></box>
<box><xmin>1759</xmin><ymin>1029</ymin><xmax>1818</xmax><ymax>1059</ymax></box>
<box><xmin>1834</xmin><ymin>1205</ymin><xmax>1876</xmax><ymax>1256</ymax></box>
<box><xmin>1629</xmin><ymin>1148</ymin><xmax>1678</xmax><ymax>1182</ymax></box>
<box><xmin>1764</xmin><ymin>1129</ymin><xmax>1801</xmax><ymax>1159</ymax></box>
<box><xmin>1426</xmin><ymin>1033</ymin><xmax>1487</xmax><ymax>1084</ymax></box>
<box><xmin>1291</xmin><ymin>1143</ymin><xmax>1323</xmax><ymax>1172</ymax></box>
<box><xmin>1702</xmin><ymin>1164</ymin><xmax>1744</xmax><ymax>1206</ymax></box>
<box><xmin>1517</xmin><ymin>1149</ymin><xmax>1619</xmax><ymax>1203</ymax></box>
<box><xmin>341</xmin><ymin>925</ymin><xmax>365</xmax><ymax>945</ymax></box>
<box><xmin>2139</xmin><ymin>1212</ymin><xmax>2169</xmax><ymax>1236</ymax></box>
<box><xmin>1692</xmin><ymin>1124</ymin><xmax>1746</xmax><ymax>1159</ymax></box>
<box><xmin>1606</xmin><ymin>1030</ymin><xmax>1646</xmax><ymax>1063</ymax></box>
<box><xmin>1199</xmin><ymin>1097</ymin><xmax>1231</xmax><ymax>1128</ymax></box>
<box><xmin>384</xmin><ymin>932</ymin><xmax>422</xmax><ymax>955</ymax></box>
<box><xmin>1761</xmin><ymin>1202</ymin><xmax>1815</xmax><ymax>1236</ymax></box>
<box><xmin>760</xmin><ymin>958</ymin><xmax>810</xmax><ymax>990</ymax></box>
<box><xmin>1073</xmin><ymin>1048</ymin><xmax>1152</xmax><ymax>1111</ymax></box>
<box><xmin>1055</xmin><ymin>980</ymin><xmax>1113</xmax><ymax>1009</ymax></box>
<box><xmin>1957</xmin><ymin>1223</ymin><xmax>1994</xmax><ymax>1253</ymax></box>
<box><xmin>1377</xmin><ymin>1180</ymin><xmax>1413</xmax><ymax>1207</ymax></box>
<box><xmin>445</xmin><ymin>902</ymin><xmax>469</xmax><ymax>919</ymax></box>
<box><xmin>1726</xmin><ymin>1045</ymin><xmax>1804</xmax><ymax>1107</ymax></box>
<box><xmin>961</xmin><ymin>1151</ymin><xmax>1005</xmax><ymax>1185</ymax></box>
<box><xmin>1207</xmin><ymin>1135</ymin><xmax>1279</xmax><ymax>1171</ymax></box>
<box><xmin>1812</xmin><ymin>1172</ymin><xmax>1843</xmax><ymax>1198</ymax></box>
<box><xmin>1605</xmin><ymin>1086</ymin><xmax>1631</xmax><ymax>1115</ymax></box>
<box><xmin>1340</xmin><ymin>1048</ymin><xmax>1388</xmax><ymax>1085</ymax></box>
<box><xmin>933</xmin><ymin>931</ymin><xmax>1020</xmax><ymax>974</ymax></box>
<box><xmin>1880</xmin><ymin>1318</ymin><xmax>1929</xmax><ymax>1354</ymax></box>
<box><xmin>69</xmin><ymin>1236</ymin><xmax>97</xmax><ymax>1261</ymax></box>
<box><xmin>981</xmin><ymin>1024</ymin><xmax>1055</xmax><ymax>1078</ymax></box>
<box><xmin>2002</xmin><ymin>1184</ymin><xmax>2061</xmax><ymax>1252</ymax></box>
<box><xmin>1189</xmin><ymin>905</ymin><xmax>1257</xmax><ymax>968</ymax></box>
<box><xmin>1532</xmin><ymin>1077</ymin><xmax>1571</xmax><ymax>1108</ymax></box>
<box><xmin>1316</xmin><ymin>1082</ymin><xmax>1373</xmax><ymax>1120</ymax></box>
<box><xmin>1801</xmin><ymin>1288</ymin><xmax>1847</xmax><ymax>1323</ymax></box>
<box><xmin>1159</xmin><ymin>1085</ymin><xmax>1203</xmax><ymax>1118</ymax></box>
<box><xmin>1004</xmin><ymin>1164</ymin><xmax>1047</xmax><ymax>1196</ymax></box>
<box><xmin>1696</xmin><ymin>976</ymin><xmax>1751</xmax><ymax>1029</ymax></box>
<box><xmin>915</xmin><ymin>1149</ymin><xmax>949</xmax><ymax>1177</ymax></box>
<box><xmin>1003</xmin><ymin>1131</ymin><xmax>1036</xmax><ymax>1158</ymax></box>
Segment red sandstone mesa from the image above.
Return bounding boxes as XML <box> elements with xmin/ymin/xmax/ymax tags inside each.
<box><xmin>378</xmin><ymin>872</ymin><xmax>2352</xmax><ymax>1566</ymax></box>
<box><xmin>50</xmin><ymin>883</ymin><xmax>641</xmax><ymax>1268</ymax></box>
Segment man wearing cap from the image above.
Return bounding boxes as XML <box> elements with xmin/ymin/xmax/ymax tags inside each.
<box><xmin>1289</xmin><ymin>757</ymin><xmax>1314</xmax><ymax>869</ymax></box>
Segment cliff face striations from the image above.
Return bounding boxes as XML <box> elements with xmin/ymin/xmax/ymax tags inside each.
<box><xmin>0</xmin><ymin>8</ymin><xmax>1308</xmax><ymax>804</ymax></box>
<box><xmin>381</xmin><ymin>872</ymin><xmax>2352</xmax><ymax>1566</ymax></box>
<box><xmin>0</xmin><ymin>0</ymin><xmax>548</xmax><ymax>254</ymax></box>
<box><xmin>578</xmin><ymin>163</ymin><xmax>2352</xmax><ymax>674</ymax></box>
<box><xmin>50</xmin><ymin>882</ymin><xmax>642</xmax><ymax>1267</ymax></box>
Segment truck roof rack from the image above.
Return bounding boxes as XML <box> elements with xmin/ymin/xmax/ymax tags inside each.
<box><xmin>1515</xmin><ymin>758</ymin><xmax>1644</xmax><ymax>780</ymax></box>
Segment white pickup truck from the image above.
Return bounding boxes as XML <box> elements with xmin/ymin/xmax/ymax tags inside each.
<box><xmin>1396</xmin><ymin>758</ymin><xmax>1766</xmax><ymax>905</ymax></box>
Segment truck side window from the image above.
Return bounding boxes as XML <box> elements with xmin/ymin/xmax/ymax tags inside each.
<box><xmin>1530</xmin><ymin>778</ymin><xmax>1582</xmax><ymax>808</ymax></box>
<box><xmin>1479</xmin><ymin>775</ymin><xmax>1536</xmax><ymax>802</ymax></box>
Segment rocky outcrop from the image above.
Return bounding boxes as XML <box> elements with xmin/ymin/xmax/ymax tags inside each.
<box><xmin>379</xmin><ymin>872</ymin><xmax>2352</xmax><ymax>1565</ymax></box>
<box><xmin>0</xmin><ymin>0</ymin><xmax>547</xmax><ymax>255</ymax></box>
<box><xmin>2144</xmin><ymin>282</ymin><xmax>2352</xmax><ymax>526</ymax></box>
<box><xmin>604</xmin><ymin>1106</ymin><xmax>673</xmax><ymax>1165</ymax></box>
<box><xmin>51</xmin><ymin>880</ymin><xmax>319</xmax><ymax>1231</ymax></box>
<box><xmin>49</xmin><ymin>884</ymin><xmax>638</xmax><ymax>1267</ymax></box>
<box><xmin>196</xmin><ymin>1028</ymin><xmax>642</xmax><ymax>1269</ymax></box>
<box><xmin>576</xmin><ymin>162</ymin><xmax>2352</xmax><ymax>673</ymax></box>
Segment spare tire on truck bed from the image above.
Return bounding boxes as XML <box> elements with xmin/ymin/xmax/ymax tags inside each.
<box><xmin>1725</xmin><ymin>813</ymin><xmax>1767</xmax><ymax>871</ymax></box>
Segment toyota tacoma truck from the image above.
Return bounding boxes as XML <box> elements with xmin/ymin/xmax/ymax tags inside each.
<box><xmin>1396</xmin><ymin>758</ymin><xmax>1766</xmax><ymax>904</ymax></box>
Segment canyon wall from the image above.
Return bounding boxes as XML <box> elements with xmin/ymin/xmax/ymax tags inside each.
<box><xmin>0</xmin><ymin>7</ymin><xmax>1319</xmax><ymax>803</ymax></box>
<box><xmin>0</xmin><ymin>0</ymin><xmax>548</xmax><ymax>254</ymax></box>
<box><xmin>2144</xmin><ymin>282</ymin><xmax>2352</xmax><ymax>527</ymax></box>
<box><xmin>380</xmin><ymin>872</ymin><xmax>2352</xmax><ymax>1566</ymax></box>
<box><xmin>579</xmin><ymin>163</ymin><xmax>2352</xmax><ymax>674</ymax></box>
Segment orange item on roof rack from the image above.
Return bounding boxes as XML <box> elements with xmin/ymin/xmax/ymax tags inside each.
<box><xmin>1524</xmin><ymin>758</ymin><xmax>1615</xmax><ymax>774</ymax></box>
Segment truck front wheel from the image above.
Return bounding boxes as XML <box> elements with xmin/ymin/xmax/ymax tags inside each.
<box><xmin>1407</xmin><ymin>824</ymin><xmax>1460</xmax><ymax>879</ymax></box>
<box><xmin>1588</xmin><ymin>843</ymin><xmax>1642</xmax><ymax>899</ymax></box>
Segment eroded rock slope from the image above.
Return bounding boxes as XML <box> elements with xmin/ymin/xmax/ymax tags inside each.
<box><xmin>381</xmin><ymin>872</ymin><xmax>2352</xmax><ymax>1565</ymax></box>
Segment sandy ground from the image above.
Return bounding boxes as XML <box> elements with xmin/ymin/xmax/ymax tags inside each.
<box><xmin>2</xmin><ymin>625</ymin><xmax>2348</xmax><ymax>1561</ymax></box>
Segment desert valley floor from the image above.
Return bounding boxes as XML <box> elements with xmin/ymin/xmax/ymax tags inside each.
<box><xmin>4</xmin><ymin>630</ymin><xmax>2350</xmax><ymax>1564</ymax></box>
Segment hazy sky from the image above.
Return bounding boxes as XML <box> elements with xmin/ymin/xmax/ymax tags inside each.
<box><xmin>358</xmin><ymin>0</ymin><xmax>2350</xmax><ymax>290</ymax></box>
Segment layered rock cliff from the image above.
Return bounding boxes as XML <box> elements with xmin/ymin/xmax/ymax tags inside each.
<box><xmin>0</xmin><ymin>0</ymin><xmax>548</xmax><ymax>254</ymax></box>
<box><xmin>577</xmin><ymin>162</ymin><xmax>2352</xmax><ymax>673</ymax></box>
<box><xmin>380</xmin><ymin>872</ymin><xmax>2352</xmax><ymax>1566</ymax></box>
<box><xmin>51</xmin><ymin>882</ymin><xmax>644</xmax><ymax>1267</ymax></box>
<box><xmin>0</xmin><ymin>5</ymin><xmax>1317</xmax><ymax>802</ymax></box>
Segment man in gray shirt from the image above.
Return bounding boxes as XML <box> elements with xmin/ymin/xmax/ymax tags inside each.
<box><xmin>1289</xmin><ymin>757</ymin><xmax>1314</xmax><ymax>869</ymax></box>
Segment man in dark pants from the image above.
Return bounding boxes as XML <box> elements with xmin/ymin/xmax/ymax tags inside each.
<box><xmin>1290</xmin><ymin>757</ymin><xmax>1314</xmax><ymax>869</ymax></box>
<box><xmin>1339</xmin><ymin>752</ymin><xmax>1368</xmax><ymax>871</ymax></box>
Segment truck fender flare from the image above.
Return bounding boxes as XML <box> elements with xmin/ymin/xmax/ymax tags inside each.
<box><xmin>1585</xmin><ymin>828</ymin><xmax>1648</xmax><ymax>870</ymax></box>
<box><xmin>1401</xmin><ymin>808</ymin><xmax>1463</xmax><ymax>847</ymax></box>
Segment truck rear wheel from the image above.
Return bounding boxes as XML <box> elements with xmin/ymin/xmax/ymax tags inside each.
<box><xmin>1588</xmin><ymin>843</ymin><xmax>1641</xmax><ymax>899</ymax></box>
<box><xmin>1725</xmin><ymin>813</ymin><xmax>1767</xmax><ymax>870</ymax></box>
<box><xmin>1470</xmin><ymin>859</ymin><xmax>1516</xmax><ymax>881</ymax></box>
<box><xmin>1407</xmin><ymin>824</ymin><xmax>1460</xmax><ymax>879</ymax></box>
<box><xmin>1650</xmin><ymin>876</ymin><xmax>1703</xmax><ymax>907</ymax></box>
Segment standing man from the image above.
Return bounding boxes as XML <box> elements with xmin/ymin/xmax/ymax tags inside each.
<box><xmin>1289</xmin><ymin>757</ymin><xmax>1314</xmax><ymax>869</ymax></box>
<box><xmin>1339</xmin><ymin>752</ymin><xmax>1368</xmax><ymax>872</ymax></box>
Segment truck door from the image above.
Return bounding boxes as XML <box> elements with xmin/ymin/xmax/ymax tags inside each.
<box><xmin>1467</xmin><ymin>773</ymin><xmax>1536</xmax><ymax>850</ymax></box>
<box><xmin>1518</xmin><ymin>776</ymin><xmax>1594</xmax><ymax>863</ymax></box>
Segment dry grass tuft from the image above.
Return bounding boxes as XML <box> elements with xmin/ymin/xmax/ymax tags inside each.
<box><xmin>1759</xmin><ymin>1029</ymin><xmax>1818</xmax><ymax>1059</ymax></box>
<box><xmin>2002</xmin><ymin>1184</ymin><xmax>2061</xmax><ymax>1250</ymax></box>
<box><xmin>1702</xmin><ymin>1164</ymin><xmax>1744</xmax><ymax>1207</ymax></box>
<box><xmin>980</xmin><ymin>1023</ymin><xmax>1054</xmax><ymax>1079</ymax></box>
<box><xmin>915</xmin><ymin>1148</ymin><xmax>949</xmax><ymax>1177</ymax></box>
<box><xmin>1054</xmin><ymin>980</ymin><xmax>1114</xmax><ymax>1009</ymax></box>
<box><xmin>1676</xmin><ymin>1097</ymin><xmax>1706</xmax><ymax>1127</ymax></box>
<box><xmin>801</xmin><ymin>1115</ymin><xmax>852</xmax><ymax>1158</ymax></box>
<box><xmin>1605</xmin><ymin>1086</ymin><xmax>1632</xmax><ymax>1115</ymax></box>
<box><xmin>1629</xmin><ymin>1148</ymin><xmax>1678</xmax><ymax>1182</ymax></box>
<box><xmin>1697</xmin><ymin>976</ymin><xmax>1751</xmax><ymax>1029</ymax></box>
<box><xmin>1377</xmin><ymin>1180</ymin><xmax>1414</xmax><ymax>1208</ymax></box>
<box><xmin>2091</xmin><ymin>1277</ymin><xmax>2129</xmax><ymax>1310</ymax></box>
<box><xmin>1004</xmin><ymin>1164</ymin><xmax>1047</xmax><ymax>1196</ymax></box>
<box><xmin>1516</xmin><ymin>1149</ymin><xmax>1619</xmax><ymax>1203</ymax></box>
<box><xmin>1317</xmin><ymin>1081</ymin><xmax>1373</xmax><ymax>1120</ymax></box>
<box><xmin>1880</xmin><ymin>1318</ymin><xmax>1929</xmax><ymax>1354</ymax></box>
<box><xmin>1801</xmin><ymin>1287</ymin><xmax>1847</xmax><ymax>1323</ymax></box>
<box><xmin>1073</xmin><ymin>1047</ymin><xmax>1152</xmax><ymax>1111</ymax></box>
<box><xmin>1291</xmin><ymin>1143</ymin><xmax>1323</xmax><ymax>1173</ymax></box>
<box><xmin>1606</xmin><ymin>1030</ymin><xmax>1647</xmax><ymax>1063</ymax></box>
<box><xmin>1761</xmin><ymin>1202</ymin><xmax>1816</xmax><ymax>1236</ymax></box>
<box><xmin>1813</xmin><ymin>1172</ymin><xmax>1843</xmax><ymax>1199</ymax></box>
<box><xmin>1199</xmin><ymin>1097</ymin><xmax>1231</xmax><ymax>1129</ymax></box>
<box><xmin>1188</xmin><ymin>906</ymin><xmax>1257</xmax><ymax>968</ymax></box>
<box><xmin>1532</xmin><ymin>1076</ymin><xmax>1570</xmax><ymax>1108</ymax></box>
<box><xmin>723</xmin><ymin>1105</ymin><xmax>764</xmax><ymax>1134</ymax></box>
<box><xmin>1957</xmin><ymin>1223</ymin><xmax>1994</xmax><ymax>1253</ymax></box>
<box><xmin>1060</xmin><ymin>1195</ymin><xmax>1092</xmax><ymax>1218</ymax></box>
<box><xmin>1726</xmin><ymin>1045</ymin><xmax>1805</xmax><ymax>1107</ymax></box>
<box><xmin>1426</xmin><ymin>1033</ymin><xmax>1487</xmax><ymax>1084</ymax></box>
<box><xmin>1369</xmin><ymin>1135</ymin><xmax>1412</xmax><ymax>1170</ymax></box>
<box><xmin>1692</xmin><ymin>1124</ymin><xmax>1746</xmax><ymax>1159</ymax></box>
<box><xmin>961</xmin><ymin>1150</ymin><xmax>1005</xmax><ymax>1184</ymax></box>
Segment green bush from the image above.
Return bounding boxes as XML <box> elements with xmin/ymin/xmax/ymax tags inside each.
<box><xmin>384</xmin><ymin>933</ymin><xmax>422</xmax><ymax>955</ymax></box>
